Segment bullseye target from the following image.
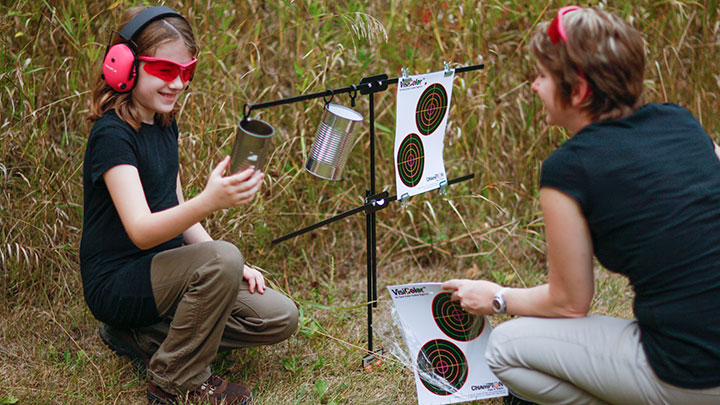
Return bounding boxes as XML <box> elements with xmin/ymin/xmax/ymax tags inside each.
<box><xmin>432</xmin><ymin>292</ymin><xmax>485</xmax><ymax>341</ymax></box>
<box><xmin>396</xmin><ymin>133</ymin><xmax>425</xmax><ymax>187</ymax></box>
<box><xmin>415</xmin><ymin>83</ymin><xmax>448</xmax><ymax>135</ymax></box>
<box><xmin>417</xmin><ymin>339</ymin><xmax>468</xmax><ymax>396</ymax></box>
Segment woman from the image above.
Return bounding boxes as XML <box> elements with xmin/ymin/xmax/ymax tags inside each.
<box><xmin>443</xmin><ymin>6</ymin><xmax>720</xmax><ymax>405</ymax></box>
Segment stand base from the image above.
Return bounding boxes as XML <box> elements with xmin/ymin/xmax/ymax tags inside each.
<box><xmin>362</xmin><ymin>348</ymin><xmax>385</xmax><ymax>371</ymax></box>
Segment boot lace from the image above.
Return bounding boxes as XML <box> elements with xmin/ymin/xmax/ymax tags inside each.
<box><xmin>197</xmin><ymin>375</ymin><xmax>223</xmax><ymax>396</ymax></box>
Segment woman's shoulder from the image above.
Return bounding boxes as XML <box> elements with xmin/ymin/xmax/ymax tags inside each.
<box><xmin>574</xmin><ymin>102</ymin><xmax>693</xmax><ymax>139</ymax></box>
<box><xmin>625</xmin><ymin>102</ymin><xmax>697</xmax><ymax>123</ymax></box>
<box><xmin>627</xmin><ymin>102</ymin><xmax>706</xmax><ymax>137</ymax></box>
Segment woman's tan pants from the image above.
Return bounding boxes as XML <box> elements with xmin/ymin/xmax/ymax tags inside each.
<box><xmin>486</xmin><ymin>316</ymin><xmax>720</xmax><ymax>404</ymax></box>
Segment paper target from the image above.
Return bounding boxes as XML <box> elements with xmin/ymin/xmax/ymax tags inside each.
<box><xmin>415</xmin><ymin>83</ymin><xmax>448</xmax><ymax>136</ymax></box>
<box><xmin>432</xmin><ymin>292</ymin><xmax>485</xmax><ymax>342</ymax></box>
<box><xmin>395</xmin><ymin>70</ymin><xmax>452</xmax><ymax>199</ymax></box>
<box><xmin>388</xmin><ymin>283</ymin><xmax>508</xmax><ymax>404</ymax></box>
<box><xmin>396</xmin><ymin>133</ymin><xmax>425</xmax><ymax>188</ymax></box>
<box><xmin>417</xmin><ymin>339</ymin><xmax>469</xmax><ymax>396</ymax></box>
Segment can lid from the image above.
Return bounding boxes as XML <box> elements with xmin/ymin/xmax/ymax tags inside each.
<box><xmin>327</xmin><ymin>103</ymin><xmax>363</xmax><ymax>121</ymax></box>
<box><xmin>239</xmin><ymin>118</ymin><xmax>274</xmax><ymax>137</ymax></box>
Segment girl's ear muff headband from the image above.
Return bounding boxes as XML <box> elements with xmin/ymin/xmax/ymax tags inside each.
<box><xmin>101</xmin><ymin>6</ymin><xmax>187</xmax><ymax>93</ymax></box>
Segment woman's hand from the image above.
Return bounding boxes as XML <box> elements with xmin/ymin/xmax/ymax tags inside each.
<box><xmin>243</xmin><ymin>264</ymin><xmax>266</xmax><ymax>294</ymax></box>
<box><xmin>201</xmin><ymin>157</ymin><xmax>265</xmax><ymax>211</ymax></box>
<box><xmin>441</xmin><ymin>279</ymin><xmax>502</xmax><ymax>315</ymax></box>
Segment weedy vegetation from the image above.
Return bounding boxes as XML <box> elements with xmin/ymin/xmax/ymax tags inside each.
<box><xmin>1</xmin><ymin>0</ymin><xmax>719</xmax><ymax>403</ymax></box>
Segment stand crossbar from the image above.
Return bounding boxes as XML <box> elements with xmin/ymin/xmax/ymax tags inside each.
<box><xmin>243</xmin><ymin>64</ymin><xmax>483</xmax><ymax>115</ymax></box>
<box><xmin>245</xmin><ymin>64</ymin><xmax>484</xmax><ymax>363</ymax></box>
<box><xmin>271</xmin><ymin>173</ymin><xmax>474</xmax><ymax>244</ymax></box>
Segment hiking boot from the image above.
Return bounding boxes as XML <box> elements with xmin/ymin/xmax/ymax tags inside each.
<box><xmin>147</xmin><ymin>375</ymin><xmax>253</xmax><ymax>404</ymax></box>
<box><xmin>99</xmin><ymin>323</ymin><xmax>152</xmax><ymax>374</ymax></box>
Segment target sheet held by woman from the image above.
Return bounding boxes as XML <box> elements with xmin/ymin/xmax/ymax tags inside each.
<box><xmin>394</xmin><ymin>70</ymin><xmax>454</xmax><ymax>200</ymax></box>
<box><xmin>387</xmin><ymin>283</ymin><xmax>508</xmax><ymax>404</ymax></box>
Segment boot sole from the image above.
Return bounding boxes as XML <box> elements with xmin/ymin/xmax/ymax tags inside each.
<box><xmin>146</xmin><ymin>390</ymin><xmax>171</xmax><ymax>404</ymax></box>
<box><xmin>146</xmin><ymin>389</ymin><xmax>253</xmax><ymax>405</ymax></box>
<box><xmin>99</xmin><ymin>325</ymin><xmax>148</xmax><ymax>374</ymax></box>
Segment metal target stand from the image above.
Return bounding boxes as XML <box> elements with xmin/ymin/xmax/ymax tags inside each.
<box><xmin>243</xmin><ymin>63</ymin><xmax>484</xmax><ymax>368</ymax></box>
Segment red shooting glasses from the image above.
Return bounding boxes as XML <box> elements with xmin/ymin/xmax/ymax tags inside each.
<box><xmin>139</xmin><ymin>56</ymin><xmax>198</xmax><ymax>82</ymax></box>
<box><xmin>547</xmin><ymin>6</ymin><xmax>581</xmax><ymax>44</ymax></box>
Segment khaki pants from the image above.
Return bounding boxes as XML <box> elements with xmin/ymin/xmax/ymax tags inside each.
<box><xmin>133</xmin><ymin>240</ymin><xmax>298</xmax><ymax>395</ymax></box>
<box><xmin>485</xmin><ymin>316</ymin><xmax>720</xmax><ymax>405</ymax></box>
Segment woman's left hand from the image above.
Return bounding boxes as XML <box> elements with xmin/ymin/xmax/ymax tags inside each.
<box><xmin>441</xmin><ymin>279</ymin><xmax>502</xmax><ymax>315</ymax></box>
<box><xmin>243</xmin><ymin>264</ymin><xmax>266</xmax><ymax>294</ymax></box>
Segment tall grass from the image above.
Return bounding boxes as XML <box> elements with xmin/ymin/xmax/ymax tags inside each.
<box><xmin>1</xmin><ymin>0</ymin><xmax>718</xmax><ymax>403</ymax></box>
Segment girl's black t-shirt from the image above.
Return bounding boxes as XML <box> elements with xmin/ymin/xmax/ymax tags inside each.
<box><xmin>541</xmin><ymin>102</ymin><xmax>720</xmax><ymax>389</ymax></box>
<box><xmin>80</xmin><ymin>109</ymin><xmax>183</xmax><ymax>327</ymax></box>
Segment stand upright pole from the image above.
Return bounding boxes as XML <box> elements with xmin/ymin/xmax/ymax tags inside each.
<box><xmin>369</xmin><ymin>90</ymin><xmax>378</xmax><ymax>313</ymax></box>
<box><xmin>366</xmin><ymin>91</ymin><xmax>378</xmax><ymax>354</ymax></box>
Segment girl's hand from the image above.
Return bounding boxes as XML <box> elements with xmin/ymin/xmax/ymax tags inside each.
<box><xmin>243</xmin><ymin>264</ymin><xmax>265</xmax><ymax>294</ymax></box>
<box><xmin>202</xmin><ymin>157</ymin><xmax>264</xmax><ymax>211</ymax></box>
<box><xmin>441</xmin><ymin>279</ymin><xmax>502</xmax><ymax>315</ymax></box>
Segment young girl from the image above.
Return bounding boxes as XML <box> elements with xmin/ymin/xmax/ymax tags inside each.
<box><xmin>82</xmin><ymin>6</ymin><xmax>298</xmax><ymax>404</ymax></box>
<box><xmin>443</xmin><ymin>6</ymin><xmax>720</xmax><ymax>405</ymax></box>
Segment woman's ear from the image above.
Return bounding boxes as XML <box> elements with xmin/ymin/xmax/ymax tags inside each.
<box><xmin>571</xmin><ymin>78</ymin><xmax>592</xmax><ymax>106</ymax></box>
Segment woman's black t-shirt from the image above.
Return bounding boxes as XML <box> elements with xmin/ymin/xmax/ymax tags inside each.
<box><xmin>540</xmin><ymin>103</ymin><xmax>720</xmax><ymax>389</ymax></box>
<box><xmin>80</xmin><ymin>109</ymin><xmax>183</xmax><ymax>327</ymax></box>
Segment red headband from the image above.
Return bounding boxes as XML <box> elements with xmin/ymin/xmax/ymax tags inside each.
<box><xmin>548</xmin><ymin>6</ymin><xmax>581</xmax><ymax>44</ymax></box>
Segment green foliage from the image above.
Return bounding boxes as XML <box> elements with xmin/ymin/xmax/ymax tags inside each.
<box><xmin>0</xmin><ymin>0</ymin><xmax>716</xmax><ymax>403</ymax></box>
<box><xmin>0</xmin><ymin>394</ymin><xmax>19</xmax><ymax>404</ymax></box>
<box><xmin>314</xmin><ymin>379</ymin><xmax>327</xmax><ymax>399</ymax></box>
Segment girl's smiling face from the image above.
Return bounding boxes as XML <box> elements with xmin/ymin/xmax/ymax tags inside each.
<box><xmin>132</xmin><ymin>39</ymin><xmax>194</xmax><ymax>124</ymax></box>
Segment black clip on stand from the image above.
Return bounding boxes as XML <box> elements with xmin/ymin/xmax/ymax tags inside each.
<box><xmin>243</xmin><ymin>63</ymin><xmax>484</xmax><ymax>368</ymax></box>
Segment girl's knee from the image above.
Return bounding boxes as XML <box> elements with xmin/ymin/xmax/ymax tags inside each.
<box><xmin>272</xmin><ymin>296</ymin><xmax>299</xmax><ymax>342</ymax></box>
<box><xmin>198</xmin><ymin>241</ymin><xmax>244</xmax><ymax>287</ymax></box>
<box><xmin>283</xmin><ymin>300</ymin><xmax>299</xmax><ymax>336</ymax></box>
<box><xmin>259</xmin><ymin>293</ymin><xmax>298</xmax><ymax>343</ymax></box>
<box><xmin>209</xmin><ymin>240</ymin><xmax>244</xmax><ymax>268</ymax></box>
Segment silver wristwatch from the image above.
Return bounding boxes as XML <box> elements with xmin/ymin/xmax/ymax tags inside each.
<box><xmin>492</xmin><ymin>287</ymin><xmax>510</xmax><ymax>314</ymax></box>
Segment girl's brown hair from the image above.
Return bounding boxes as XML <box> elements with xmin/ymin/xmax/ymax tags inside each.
<box><xmin>88</xmin><ymin>6</ymin><xmax>198</xmax><ymax>129</ymax></box>
<box><xmin>530</xmin><ymin>8</ymin><xmax>645</xmax><ymax>122</ymax></box>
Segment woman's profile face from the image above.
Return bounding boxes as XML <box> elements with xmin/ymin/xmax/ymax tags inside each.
<box><xmin>531</xmin><ymin>64</ymin><xmax>566</xmax><ymax>128</ymax></box>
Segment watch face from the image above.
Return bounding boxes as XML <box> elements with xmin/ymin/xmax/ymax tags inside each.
<box><xmin>492</xmin><ymin>298</ymin><xmax>501</xmax><ymax>311</ymax></box>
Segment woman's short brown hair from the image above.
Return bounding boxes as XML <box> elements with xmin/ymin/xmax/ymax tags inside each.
<box><xmin>88</xmin><ymin>6</ymin><xmax>198</xmax><ymax>129</ymax></box>
<box><xmin>529</xmin><ymin>8</ymin><xmax>645</xmax><ymax>122</ymax></box>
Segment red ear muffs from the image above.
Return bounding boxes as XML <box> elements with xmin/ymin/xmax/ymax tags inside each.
<box><xmin>102</xmin><ymin>43</ymin><xmax>138</xmax><ymax>92</ymax></box>
<box><xmin>100</xmin><ymin>6</ymin><xmax>187</xmax><ymax>93</ymax></box>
